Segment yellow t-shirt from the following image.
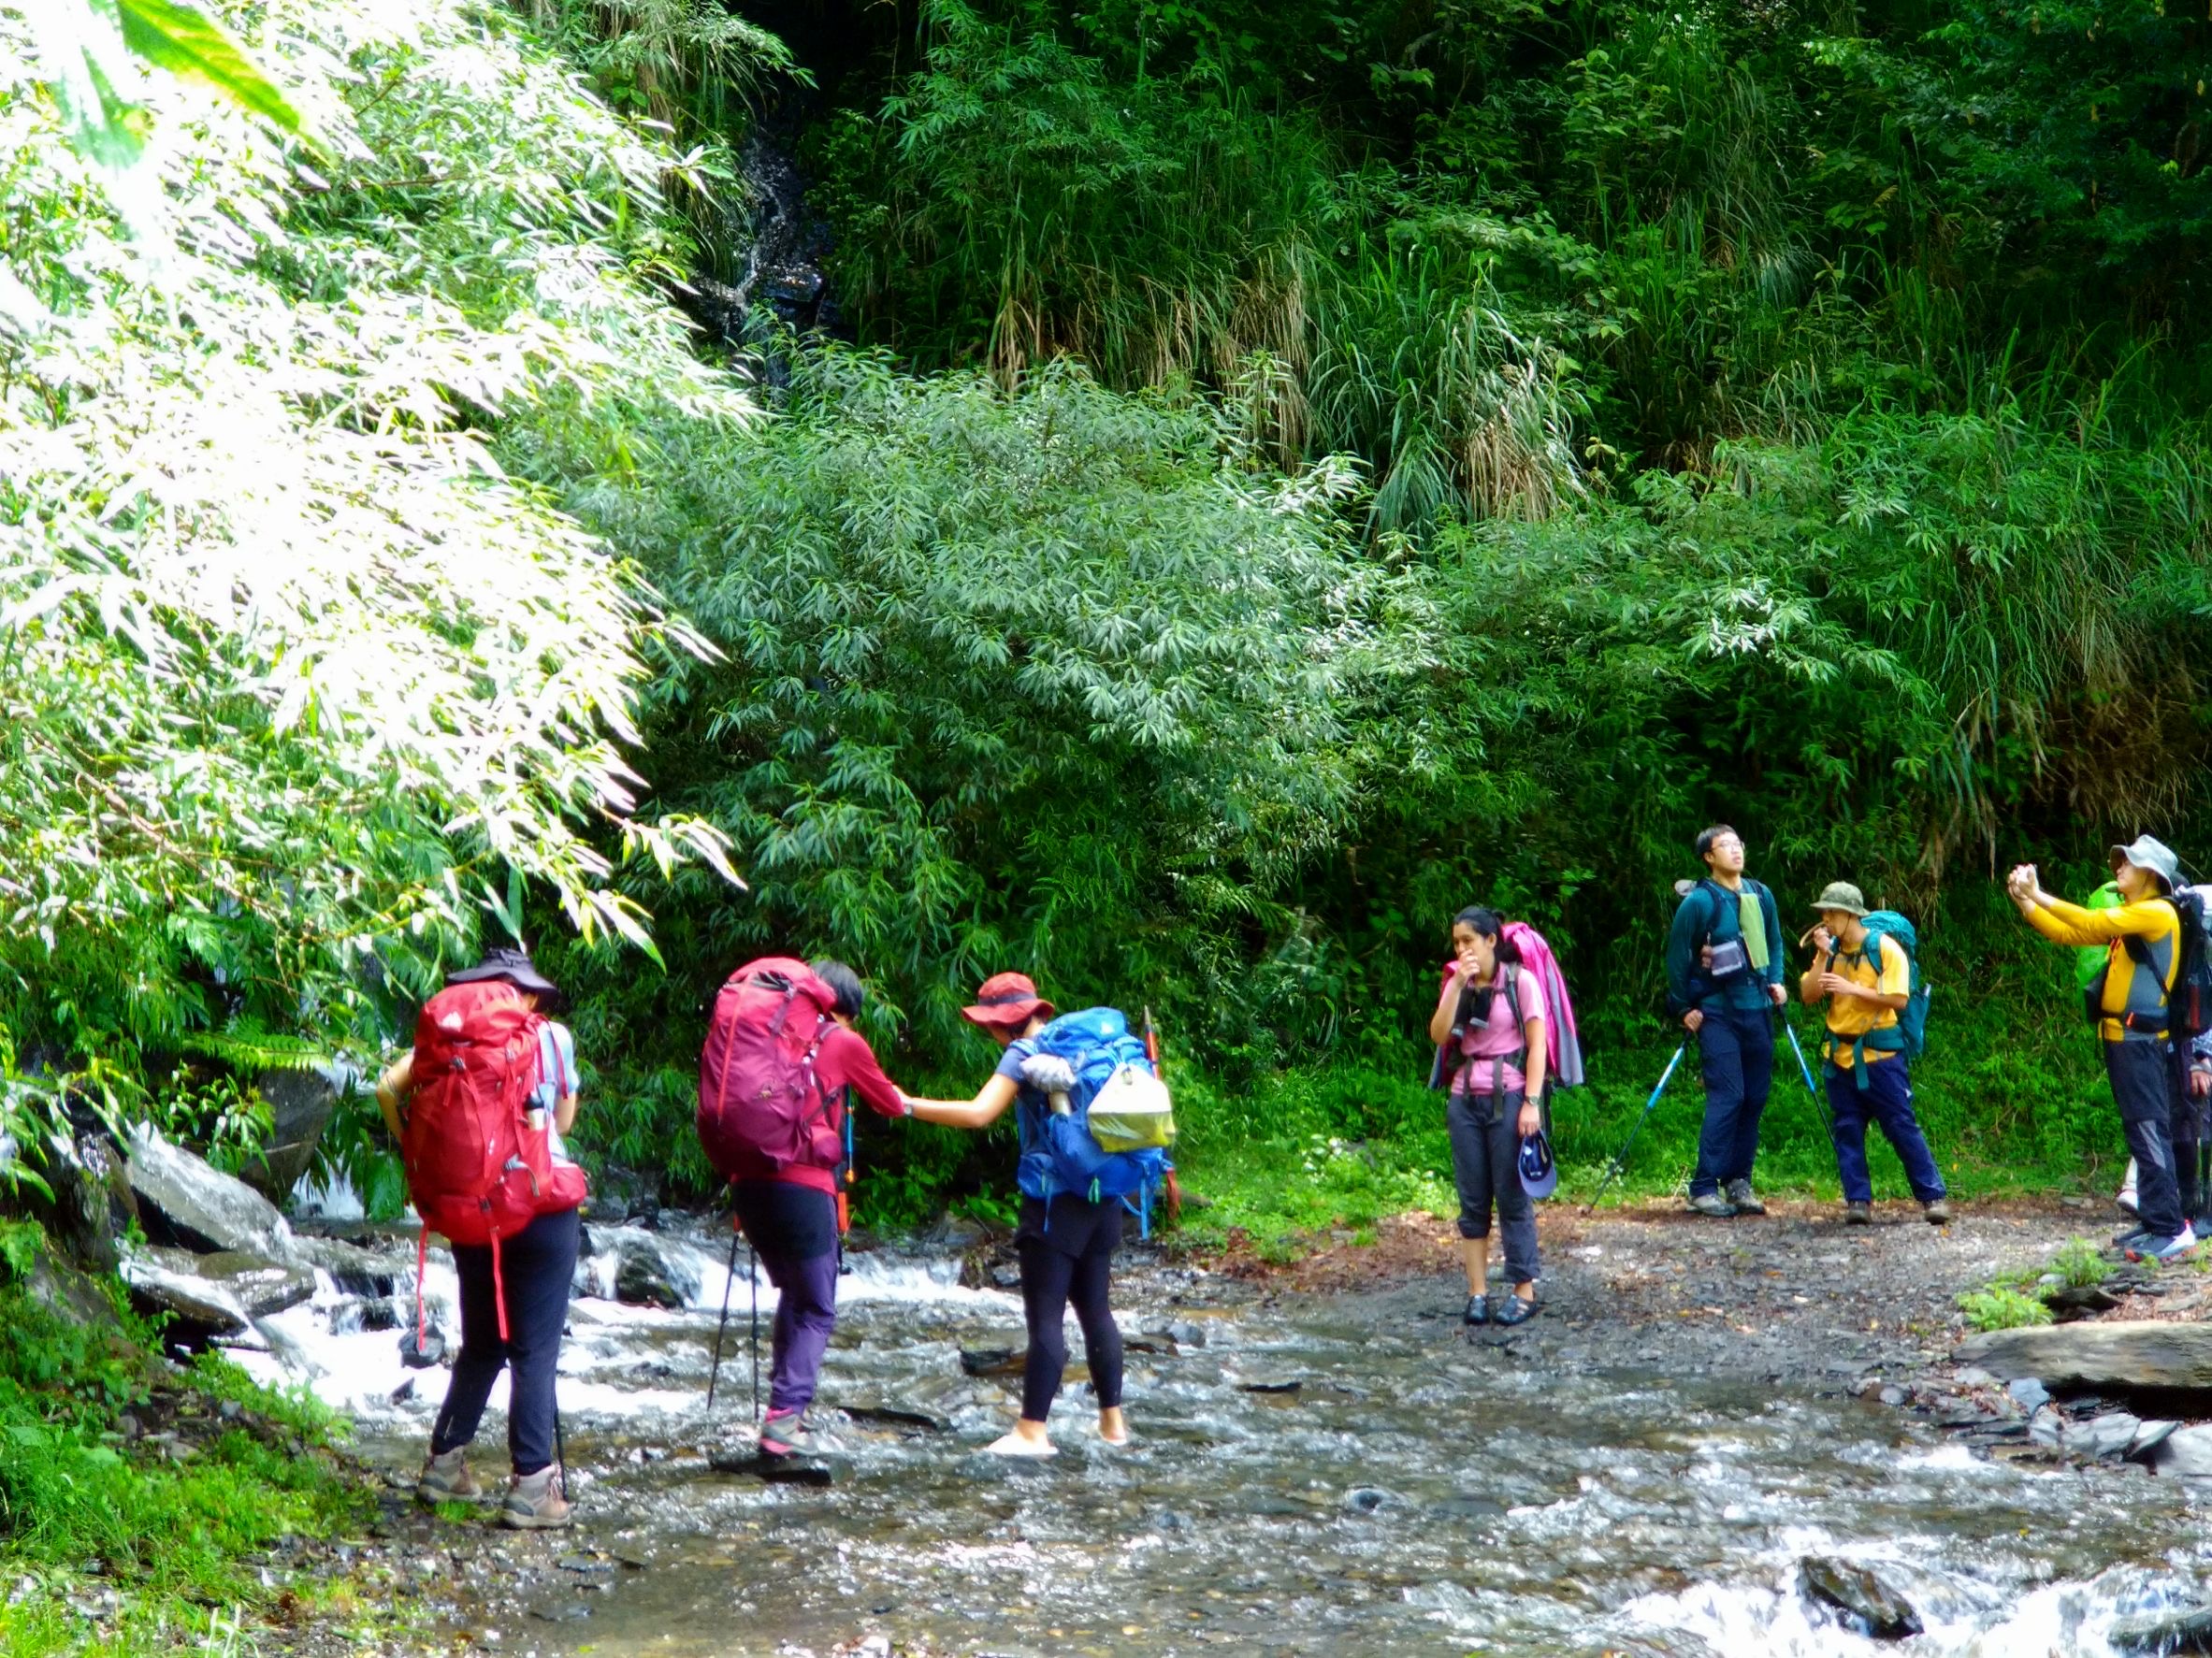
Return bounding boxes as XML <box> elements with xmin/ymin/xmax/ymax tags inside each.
<box><xmin>1821</xmin><ymin>932</ymin><xmax>1908</xmax><ymax>1066</ymax></box>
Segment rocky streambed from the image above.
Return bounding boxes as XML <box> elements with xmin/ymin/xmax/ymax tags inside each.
<box><xmin>94</xmin><ymin>1138</ymin><xmax>2212</xmax><ymax>1656</ymax></box>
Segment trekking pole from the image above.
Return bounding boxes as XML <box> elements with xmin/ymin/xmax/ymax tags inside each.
<box><xmin>1782</xmin><ymin>1017</ymin><xmax>1834</xmax><ymax>1138</ymax></box>
<box><xmin>1584</xmin><ymin>1043</ymin><xmax>1687</xmax><ymax>1214</ymax></box>
<box><xmin>748</xmin><ymin>1240</ymin><xmax>759</xmax><ymax>1424</ymax></box>
<box><xmin>706</xmin><ymin>1213</ymin><xmax>741</xmax><ymax>1413</ymax></box>
<box><xmin>553</xmin><ymin>1400</ymin><xmax>571</xmax><ymax>1507</ymax></box>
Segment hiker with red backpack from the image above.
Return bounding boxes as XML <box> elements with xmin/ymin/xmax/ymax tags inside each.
<box><xmin>905</xmin><ymin>973</ymin><xmax>1168</xmax><ymax>1459</ymax></box>
<box><xmin>374</xmin><ymin>947</ymin><xmax>587</xmax><ymax>1529</ymax></box>
<box><xmin>694</xmin><ymin>958</ymin><xmax>917</xmax><ymax>1459</ymax></box>
<box><xmin>1799</xmin><ymin>883</ymin><xmax>1950</xmax><ymax>1228</ymax></box>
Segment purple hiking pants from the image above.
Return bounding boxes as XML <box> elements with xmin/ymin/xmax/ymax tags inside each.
<box><xmin>760</xmin><ymin>1245</ymin><xmax>840</xmax><ymax>1414</ymax></box>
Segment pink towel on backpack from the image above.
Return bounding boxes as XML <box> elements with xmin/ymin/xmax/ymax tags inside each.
<box><xmin>1435</xmin><ymin>922</ymin><xmax>1584</xmax><ymax>1089</ymax></box>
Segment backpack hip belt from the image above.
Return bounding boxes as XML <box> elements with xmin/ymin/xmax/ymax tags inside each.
<box><xmin>1825</xmin><ymin>1024</ymin><xmax>1906</xmax><ymax>1089</ymax></box>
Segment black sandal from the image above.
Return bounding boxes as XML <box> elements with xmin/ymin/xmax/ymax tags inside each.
<box><xmin>1463</xmin><ymin>1294</ymin><xmax>1490</xmax><ymax>1326</ymax></box>
<box><xmin>1492</xmin><ymin>1294</ymin><xmax>1540</xmax><ymax>1327</ymax></box>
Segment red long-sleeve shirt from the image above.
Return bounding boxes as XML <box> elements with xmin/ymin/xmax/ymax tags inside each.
<box><xmin>725</xmin><ymin>1026</ymin><xmax>907</xmax><ymax>1194</ymax></box>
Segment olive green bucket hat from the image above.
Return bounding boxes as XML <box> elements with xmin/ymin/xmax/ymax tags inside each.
<box><xmin>1810</xmin><ymin>881</ymin><xmax>1869</xmax><ymax>917</ymax></box>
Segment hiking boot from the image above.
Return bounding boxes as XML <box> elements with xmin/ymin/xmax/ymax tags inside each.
<box><xmin>1843</xmin><ymin>1202</ymin><xmax>1872</xmax><ymax>1226</ymax></box>
<box><xmin>1724</xmin><ymin>1179</ymin><xmax>1766</xmax><ymax>1216</ymax></box>
<box><xmin>417</xmin><ymin>1446</ymin><xmax>482</xmax><ymax>1505</ymax></box>
<box><xmin>1463</xmin><ymin>1294</ymin><xmax>1490</xmax><ymax>1327</ymax></box>
<box><xmin>1923</xmin><ymin>1199</ymin><xmax>1953</xmax><ymax>1226</ymax></box>
<box><xmin>1687</xmin><ymin>1191</ymin><xmax>1737</xmax><ymax>1218</ymax></box>
<box><xmin>759</xmin><ymin>1409</ymin><xmax>812</xmax><ymax>1459</ymax></box>
<box><xmin>499</xmin><ymin>1465</ymin><xmax>572</xmax><ymax>1530</ymax></box>
<box><xmin>2128</xmin><ymin>1230</ymin><xmax>2201</xmax><ymax>1265</ymax></box>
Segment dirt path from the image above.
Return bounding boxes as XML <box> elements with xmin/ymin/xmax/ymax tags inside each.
<box><xmin>1199</xmin><ymin>1198</ymin><xmax>2149</xmax><ymax>1389</ymax></box>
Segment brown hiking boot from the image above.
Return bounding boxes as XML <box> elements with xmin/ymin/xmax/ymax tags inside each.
<box><xmin>499</xmin><ymin>1465</ymin><xmax>573</xmax><ymax>1530</ymax></box>
<box><xmin>1843</xmin><ymin>1202</ymin><xmax>1872</xmax><ymax>1226</ymax></box>
<box><xmin>417</xmin><ymin>1446</ymin><xmax>482</xmax><ymax>1505</ymax></box>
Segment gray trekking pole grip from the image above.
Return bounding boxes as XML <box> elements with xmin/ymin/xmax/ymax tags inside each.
<box><xmin>1584</xmin><ymin>1042</ymin><xmax>1687</xmax><ymax>1214</ymax></box>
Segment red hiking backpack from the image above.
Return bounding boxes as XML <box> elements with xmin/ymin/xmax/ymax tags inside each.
<box><xmin>696</xmin><ymin>958</ymin><xmax>845</xmax><ymax>1179</ymax></box>
<box><xmin>403</xmin><ymin>981</ymin><xmax>586</xmax><ymax>1337</ymax></box>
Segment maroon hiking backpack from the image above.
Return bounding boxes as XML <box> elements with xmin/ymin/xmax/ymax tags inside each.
<box><xmin>696</xmin><ymin>958</ymin><xmax>845</xmax><ymax>1178</ymax></box>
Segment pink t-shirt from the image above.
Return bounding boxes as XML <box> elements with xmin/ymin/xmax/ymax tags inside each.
<box><xmin>1451</xmin><ymin>970</ymin><xmax>1527</xmax><ymax>1096</ymax></box>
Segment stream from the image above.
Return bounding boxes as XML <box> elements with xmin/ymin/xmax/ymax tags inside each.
<box><xmin>232</xmin><ymin>1218</ymin><xmax>2212</xmax><ymax>1656</ymax></box>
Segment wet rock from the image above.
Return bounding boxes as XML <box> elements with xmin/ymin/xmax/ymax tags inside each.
<box><xmin>2044</xmin><ymin>1283</ymin><xmax>2121</xmax><ymax>1320</ymax></box>
<box><xmin>2109</xmin><ymin>1606</ymin><xmax>2212</xmax><ymax>1654</ymax></box>
<box><xmin>2149</xmin><ymin>1425</ymin><xmax>2212</xmax><ymax>1479</ymax></box>
<box><xmin>236</xmin><ymin>1067</ymin><xmax>338</xmax><ymax>1202</ymax></box>
<box><xmin>21</xmin><ymin>1130</ymin><xmax>136</xmax><ymax>1273</ymax></box>
<box><xmin>124</xmin><ymin>1123</ymin><xmax>298</xmax><ymax>1263</ymax></box>
<box><xmin>707</xmin><ymin>1451</ymin><xmax>832</xmax><ymax>1487</ymax></box>
<box><xmin>528</xmin><ymin>1602</ymin><xmax>592</xmax><ymax>1623</ymax></box>
<box><xmin>1342</xmin><ymin>1487</ymin><xmax>1395</xmax><ymax>1513</ymax></box>
<box><xmin>933</xmin><ymin>1212</ymin><xmax>991</xmax><ymax>1250</ymax></box>
<box><xmin>121</xmin><ymin>1247</ymin><xmax>311</xmax><ymax>1342</ymax></box>
<box><xmin>399</xmin><ymin>1326</ymin><xmax>447</xmax><ymax>1369</ymax></box>
<box><xmin>581</xmin><ymin>1165</ymin><xmax>660</xmax><ymax>1229</ymax></box>
<box><xmin>1877</xmin><ymin>1385</ymin><xmax>1907</xmax><ymax>1406</ymax></box>
<box><xmin>2028</xmin><ymin>1406</ymin><xmax>2063</xmax><ymax>1447</ymax></box>
<box><xmin>594</xmin><ymin>1227</ymin><xmax>699</xmax><ymax>1308</ymax></box>
<box><xmin>1953</xmin><ymin>1365</ymin><xmax>1999</xmax><ymax>1389</ymax></box>
<box><xmin>1955</xmin><ymin>1322</ymin><xmax>2212</xmax><ymax>1394</ymax></box>
<box><xmin>293</xmin><ymin>1235</ymin><xmax>400</xmax><ymax>1298</ymax></box>
<box><xmin>960</xmin><ymin>1346</ymin><xmax>1025</xmax><ymax>1378</ymax></box>
<box><xmin>2060</xmin><ymin>1411</ymin><xmax>2141</xmax><ymax>1460</ymax></box>
<box><xmin>2128</xmin><ymin>1420</ymin><xmax>2179</xmax><ymax>1460</ymax></box>
<box><xmin>1797</xmin><ymin>1557</ymin><xmax>1924</xmax><ymax>1640</ymax></box>
<box><xmin>2006</xmin><ymin>1377</ymin><xmax>2051</xmax><ymax>1413</ymax></box>
<box><xmin>990</xmin><ymin>1264</ymin><xmax>1022</xmax><ymax>1290</ymax></box>
<box><xmin>840</xmin><ymin>1405</ymin><xmax>949</xmax><ymax>1433</ymax></box>
<box><xmin>1241</xmin><ymin>1378</ymin><xmax>1303</xmax><ymax>1394</ymax></box>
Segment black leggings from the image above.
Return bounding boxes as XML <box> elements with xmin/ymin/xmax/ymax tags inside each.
<box><xmin>1017</xmin><ymin>1234</ymin><xmax>1123</xmax><ymax>1421</ymax></box>
<box><xmin>432</xmin><ymin>1206</ymin><xmax>579</xmax><ymax>1475</ymax></box>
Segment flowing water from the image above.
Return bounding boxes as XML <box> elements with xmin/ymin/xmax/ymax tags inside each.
<box><xmin>234</xmin><ymin>1221</ymin><xmax>2210</xmax><ymax>1656</ymax></box>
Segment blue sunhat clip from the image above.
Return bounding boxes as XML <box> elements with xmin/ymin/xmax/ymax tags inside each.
<box><xmin>1517</xmin><ymin>1129</ymin><xmax>1559</xmax><ymax>1200</ymax></box>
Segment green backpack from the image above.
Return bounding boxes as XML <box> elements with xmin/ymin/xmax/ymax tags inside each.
<box><xmin>2075</xmin><ymin>881</ymin><xmax>2123</xmax><ymax>992</ymax></box>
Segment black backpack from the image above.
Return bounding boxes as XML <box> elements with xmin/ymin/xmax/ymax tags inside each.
<box><xmin>2171</xmin><ymin>887</ymin><xmax>2212</xmax><ymax>1042</ymax></box>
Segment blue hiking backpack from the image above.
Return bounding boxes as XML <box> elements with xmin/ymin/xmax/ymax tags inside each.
<box><xmin>1014</xmin><ymin>1008</ymin><xmax>1173</xmax><ymax>1234</ymax></box>
<box><xmin>1829</xmin><ymin>911</ymin><xmax>1929</xmax><ymax>1080</ymax></box>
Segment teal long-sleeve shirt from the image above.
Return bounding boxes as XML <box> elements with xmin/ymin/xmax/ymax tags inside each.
<box><xmin>1665</xmin><ymin>878</ymin><xmax>1786</xmax><ymax>1015</ymax></box>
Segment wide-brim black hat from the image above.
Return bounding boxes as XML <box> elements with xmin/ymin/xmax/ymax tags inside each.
<box><xmin>445</xmin><ymin>946</ymin><xmax>563</xmax><ymax>1007</ymax></box>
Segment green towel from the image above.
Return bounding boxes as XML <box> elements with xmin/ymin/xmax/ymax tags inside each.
<box><xmin>1740</xmin><ymin>889</ymin><xmax>1770</xmax><ymax>973</ymax></box>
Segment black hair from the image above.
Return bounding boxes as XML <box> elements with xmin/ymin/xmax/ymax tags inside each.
<box><xmin>1451</xmin><ymin>906</ymin><xmax>1523</xmax><ymax>964</ymax></box>
<box><xmin>1694</xmin><ymin>824</ymin><xmax>1739</xmax><ymax>861</ymax></box>
<box><xmin>809</xmin><ymin>959</ymin><xmax>866</xmax><ymax>1019</ymax></box>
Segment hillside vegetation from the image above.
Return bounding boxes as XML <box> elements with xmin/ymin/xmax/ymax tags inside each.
<box><xmin>7</xmin><ymin>0</ymin><xmax>2211</xmax><ymax>1234</ymax></box>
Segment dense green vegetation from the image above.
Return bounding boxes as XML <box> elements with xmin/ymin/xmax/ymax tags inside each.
<box><xmin>0</xmin><ymin>1225</ymin><xmax>378</xmax><ymax>1653</ymax></box>
<box><xmin>7</xmin><ymin>0</ymin><xmax>2210</xmax><ymax>1240</ymax></box>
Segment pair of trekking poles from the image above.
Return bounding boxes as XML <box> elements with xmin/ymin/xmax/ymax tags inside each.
<box><xmin>1583</xmin><ymin>1008</ymin><xmax>1831</xmax><ymax>1211</ymax></box>
<box><xmin>705</xmin><ymin>1104</ymin><xmax>857</xmax><ymax>1417</ymax></box>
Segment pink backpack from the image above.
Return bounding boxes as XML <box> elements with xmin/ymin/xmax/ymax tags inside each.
<box><xmin>696</xmin><ymin>958</ymin><xmax>845</xmax><ymax>1178</ymax></box>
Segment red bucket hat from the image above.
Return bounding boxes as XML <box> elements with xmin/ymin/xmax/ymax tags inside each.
<box><xmin>961</xmin><ymin>972</ymin><xmax>1055</xmax><ymax>1030</ymax></box>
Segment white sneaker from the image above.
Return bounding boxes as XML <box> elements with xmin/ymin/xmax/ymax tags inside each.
<box><xmin>2128</xmin><ymin>1230</ymin><xmax>2198</xmax><ymax>1264</ymax></box>
<box><xmin>2118</xmin><ymin>1160</ymin><xmax>2140</xmax><ymax>1216</ymax></box>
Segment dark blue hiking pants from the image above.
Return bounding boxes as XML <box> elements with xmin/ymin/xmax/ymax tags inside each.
<box><xmin>1691</xmin><ymin>1006</ymin><xmax>1773</xmax><ymax>1198</ymax></box>
<box><xmin>1824</xmin><ymin>1058</ymin><xmax>1945</xmax><ymax>1205</ymax></box>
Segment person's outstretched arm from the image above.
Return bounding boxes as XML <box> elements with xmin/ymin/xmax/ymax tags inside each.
<box><xmin>374</xmin><ymin>1051</ymin><xmax>413</xmax><ymax>1141</ymax></box>
<box><xmin>906</xmin><ymin>1073</ymin><xmax>1019</xmax><ymax>1132</ymax></box>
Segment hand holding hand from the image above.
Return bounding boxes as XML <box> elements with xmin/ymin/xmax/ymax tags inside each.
<box><xmin>2005</xmin><ymin>863</ymin><xmax>2039</xmax><ymax>902</ymax></box>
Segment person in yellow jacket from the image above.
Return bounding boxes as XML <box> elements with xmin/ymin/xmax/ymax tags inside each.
<box><xmin>2007</xmin><ymin>836</ymin><xmax>2194</xmax><ymax>1262</ymax></box>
